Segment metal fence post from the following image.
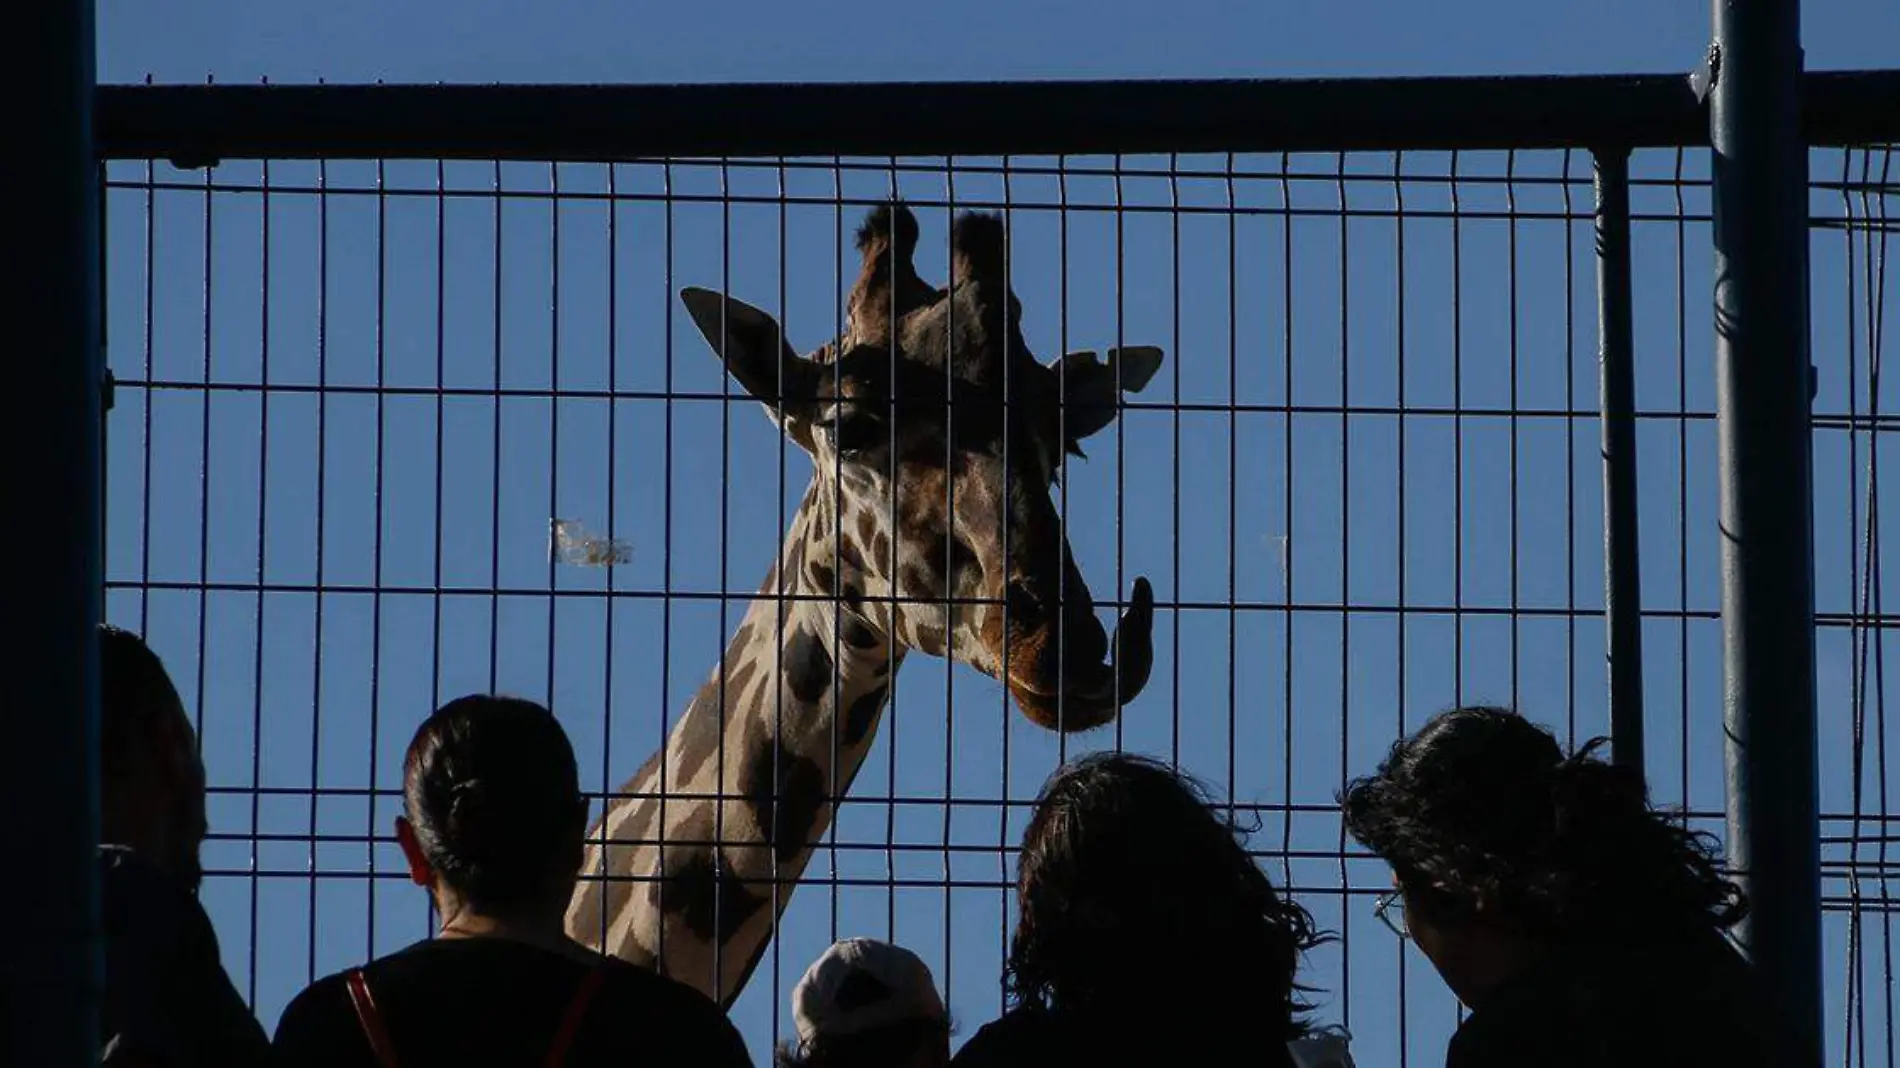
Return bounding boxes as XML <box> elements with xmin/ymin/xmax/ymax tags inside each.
<box><xmin>1710</xmin><ymin>0</ymin><xmax>1823</xmax><ymax>1062</ymax></box>
<box><xmin>4</xmin><ymin>1</ymin><xmax>103</xmax><ymax>1064</ymax></box>
<box><xmin>1593</xmin><ymin>147</ymin><xmax>1646</xmax><ymax>784</ymax></box>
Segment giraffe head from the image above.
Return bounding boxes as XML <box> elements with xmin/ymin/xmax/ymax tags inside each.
<box><xmin>679</xmin><ymin>203</ymin><xmax>1158</xmax><ymax>731</ymax></box>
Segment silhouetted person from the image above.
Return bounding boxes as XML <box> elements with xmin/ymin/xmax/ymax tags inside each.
<box><xmin>1342</xmin><ymin>705</ymin><xmax>1803</xmax><ymax>1068</ymax></box>
<box><xmin>951</xmin><ymin>752</ymin><xmax>1326</xmax><ymax>1068</ymax></box>
<box><xmin>271</xmin><ymin>694</ymin><xmax>752</xmax><ymax>1068</ymax></box>
<box><xmin>776</xmin><ymin>938</ymin><xmax>951</xmax><ymax>1068</ymax></box>
<box><xmin>97</xmin><ymin>623</ymin><xmax>271</xmax><ymax>1067</ymax></box>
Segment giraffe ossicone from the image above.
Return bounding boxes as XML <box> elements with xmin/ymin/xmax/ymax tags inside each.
<box><xmin>566</xmin><ymin>202</ymin><xmax>1164</xmax><ymax>1008</ymax></box>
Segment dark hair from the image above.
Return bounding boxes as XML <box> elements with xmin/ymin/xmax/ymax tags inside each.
<box><xmin>98</xmin><ymin>624</ymin><xmax>207</xmax><ymax>881</ymax></box>
<box><xmin>402</xmin><ymin>694</ymin><xmax>586</xmax><ymax>912</ymax></box>
<box><xmin>772</xmin><ymin>1017</ymin><xmax>952</xmax><ymax>1068</ymax></box>
<box><xmin>1341</xmin><ymin>705</ymin><xmax>1747</xmax><ymax>945</ymax></box>
<box><xmin>1004</xmin><ymin>752</ymin><xmax>1322</xmax><ymax>1040</ymax></box>
<box><xmin>99</xmin><ymin>623</ymin><xmax>194</xmax><ymax>782</ymax></box>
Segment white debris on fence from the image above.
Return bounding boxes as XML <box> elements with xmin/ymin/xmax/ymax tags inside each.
<box><xmin>549</xmin><ymin>518</ymin><xmax>631</xmax><ymax>567</ymax></box>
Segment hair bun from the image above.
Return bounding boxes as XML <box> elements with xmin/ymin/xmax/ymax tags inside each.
<box><xmin>441</xmin><ymin>778</ymin><xmax>498</xmax><ymax>858</ymax></box>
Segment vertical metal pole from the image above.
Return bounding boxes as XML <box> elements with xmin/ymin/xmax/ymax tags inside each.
<box><xmin>4</xmin><ymin>0</ymin><xmax>102</xmax><ymax>1065</ymax></box>
<box><xmin>1710</xmin><ymin>0</ymin><xmax>1822</xmax><ymax>1063</ymax></box>
<box><xmin>1594</xmin><ymin>148</ymin><xmax>1646</xmax><ymax>784</ymax></box>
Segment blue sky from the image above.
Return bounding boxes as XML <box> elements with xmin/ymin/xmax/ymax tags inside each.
<box><xmin>97</xmin><ymin>4</ymin><xmax>1898</xmax><ymax>1066</ymax></box>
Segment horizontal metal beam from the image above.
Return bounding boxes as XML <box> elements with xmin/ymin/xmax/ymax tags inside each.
<box><xmin>96</xmin><ymin>70</ymin><xmax>1900</xmax><ymax>164</ymax></box>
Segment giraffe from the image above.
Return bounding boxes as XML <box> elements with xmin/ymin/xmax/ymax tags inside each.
<box><xmin>565</xmin><ymin>202</ymin><xmax>1164</xmax><ymax>1008</ymax></box>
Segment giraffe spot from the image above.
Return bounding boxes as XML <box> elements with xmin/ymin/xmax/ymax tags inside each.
<box><xmin>844</xmin><ymin>685</ymin><xmax>886</xmax><ymax>748</ymax></box>
<box><xmin>855</xmin><ymin>509</ymin><xmax>880</xmax><ymax>548</ymax></box>
<box><xmin>837</xmin><ymin>539</ymin><xmax>867</xmax><ymax>572</ymax></box>
<box><xmin>739</xmin><ymin>736</ymin><xmax>829</xmax><ymax>865</ymax></box>
<box><xmin>842</xmin><ymin>616</ymin><xmax>880</xmax><ymax>650</ymax></box>
<box><xmin>810</xmin><ymin>560</ymin><xmax>836</xmax><ymax>593</ymax></box>
<box><xmin>675</xmin><ymin>679</ymin><xmax>738</xmax><ymax>789</ymax></box>
<box><xmin>776</xmin><ymin>540</ymin><xmax>807</xmax><ymax>585</ymax></box>
<box><xmin>725</xmin><ymin>658</ymin><xmax>758</xmax><ymax>709</ymax></box>
<box><xmin>871</xmin><ymin>531</ymin><xmax>892</xmax><ymax>568</ymax></box>
<box><xmin>648</xmin><ymin>844</ymin><xmax>769</xmax><ymax>943</ymax></box>
<box><xmin>568</xmin><ymin>746</ymin><xmax>664</xmax><ymax>946</ymax></box>
<box><xmin>841</xmin><ymin>582</ymin><xmax>865</xmax><ymax>607</ymax></box>
<box><xmin>912</xmin><ymin>625</ymin><xmax>947</xmax><ymax>656</ymax></box>
<box><xmin>784</xmin><ymin>627</ymin><xmax>834</xmax><ymax>704</ymax></box>
<box><xmin>900</xmin><ymin>564</ymin><xmax>941</xmax><ymax>604</ymax></box>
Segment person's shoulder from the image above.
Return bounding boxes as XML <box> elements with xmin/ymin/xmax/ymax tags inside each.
<box><xmin>594</xmin><ymin>960</ymin><xmax>752</xmax><ymax>1062</ymax></box>
<box><xmin>273</xmin><ymin>941</ymin><xmax>510</xmax><ymax>1045</ymax></box>
<box><xmin>1448</xmin><ymin>998</ymin><xmax>1603</xmax><ymax>1068</ymax></box>
<box><xmin>98</xmin><ymin>845</ymin><xmax>198</xmax><ymax>929</ymax></box>
<box><xmin>1675</xmin><ymin>937</ymin><xmax>1806</xmax><ymax>1066</ymax></box>
<box><xmin>597</xmin><ymin>960</ymin><xmax>732</xmax><ymax>1021</ymax></box>
<box><xmin>270</xmin><ymin>968</ymin><xmax>382</xmax><ymax>1068</ymax></box>
<box><xmin>98</xmin><ymin>844</ymin><xmax>276</xmax><ymax>1067</ymax></box>
<box><xmin>1448</xmin><ymin>938</ymin><xmax>1754</xmax><ymax>1068</ymax></box>
<box><xmin>274</xmin><ymin>943</ymin><xmax>439</xmax><ymax>1034</ymax></box>
<box><xmin>1448</xmin><ymin>944</ymin><xmax>1615</xmax><ymax>1065</ymax></box>
<box><xmin>597</xmin><ymin>957</ymin><xmax>715</xmax><ymax>1005</ymax></box>
<box><xmin>1577</xmin><ymin>933</ymin><xmax>1777</xmax><ymax>1026</ymax></box>
<box><xmin>273</xmin><ymin>969</ymin><xmax>354</xmax><ymax>1034</ymax></box>
<box><xmin>951</xmin><ymin>1007</ymin><xmax>1062</xmax><ymax>1068</ymax></box>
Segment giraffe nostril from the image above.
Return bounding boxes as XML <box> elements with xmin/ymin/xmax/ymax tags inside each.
<box><xmin>1005</xmin><ymin>580</ymin><xmax>1046</xmax><ymax>622</ymax></box>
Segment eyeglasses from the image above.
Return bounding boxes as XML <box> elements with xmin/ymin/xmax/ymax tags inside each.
<box><xmin>1374</xmin><ymin>890</ymin><xmax>1410</xmax><ymax>940</ymax></box>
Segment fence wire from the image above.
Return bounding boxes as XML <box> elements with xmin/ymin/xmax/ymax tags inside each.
<box><xmin>99</xmin><ymin>142</ymin><xmax>1896</xmax><ymax>1066</ymax></box>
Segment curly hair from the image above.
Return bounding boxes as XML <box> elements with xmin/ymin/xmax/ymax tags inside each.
<box><xmin>1004</xmin><ymin>752</ymin><xmax>1323</xmax><ymax>1040</ymax></box>
<box><xmin>1340</xmin><ymin>705</ymin><xmax>1747</xmax><ymax>946</ymax></box>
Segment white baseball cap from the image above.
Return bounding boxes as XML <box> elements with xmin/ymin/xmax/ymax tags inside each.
<box><xmin>791</xmin><ymin>938</ymin><xmax>946</xmax><ymax>1045</ymax></box>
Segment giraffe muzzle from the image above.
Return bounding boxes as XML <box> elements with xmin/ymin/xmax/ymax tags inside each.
<box><xmin>1004</xmin><ymin>576</ymin><xmax>1155</xmax><ymax>732</ymax></box>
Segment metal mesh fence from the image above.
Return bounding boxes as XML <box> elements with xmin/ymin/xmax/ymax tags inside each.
<box><xmin>98</xmin><ymin>140</ymin><xmax>1895</xmax><ymax>1065</ymax></box>
<box><xmin>1818</xmin><ymin>145</ymin><xmax>1898</xmax><ymax>1067</ymax></box>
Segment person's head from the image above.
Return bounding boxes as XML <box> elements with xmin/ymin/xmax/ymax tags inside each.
<box><xmin>99</xmin><ymin>624</ymin><xmax>208</xmax><ymax>888</ymax></box>
<box><xmin>1005</xmin><ymin>751</ymin><xmax>1321</xmax><ymax>1038</ymax></box>
<box><xmin>395</xmin><ymin>694</ymin><xmax>589</xmax><ymax>925</ymax></box>
<box><xmin>777</xmin><ymin>938</ymin><xmax>950</xmax><ymax>1068</ymax></box>
<box><xmin>1341</xmin><ymin>705</ymin><xmax>1748</xmax><ymax>1007</ymax></box>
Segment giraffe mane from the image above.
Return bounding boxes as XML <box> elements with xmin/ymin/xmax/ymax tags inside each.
<box><xmin>855</xmin><ymin>202</ymin><xmax>920</xmax><ymax>258</ymax></box>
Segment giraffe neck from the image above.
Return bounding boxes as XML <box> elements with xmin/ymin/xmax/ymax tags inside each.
<box><xmin>565</xmin><ymin>490</ymin><xmax>906</xmax><ymax>1007</ymax></box>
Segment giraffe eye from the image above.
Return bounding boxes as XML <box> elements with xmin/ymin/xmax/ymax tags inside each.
<box><xmin>823</xmin><ymin>412</ymin><xmax>885</xmax><ymax>457</ymax></box>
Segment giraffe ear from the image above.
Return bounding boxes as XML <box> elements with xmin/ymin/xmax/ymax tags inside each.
<box><xmin>680</xmin><ymin>287</ymin><xmax>822</xmax><ymax>420</ymax></box>
<box><xmin>1054</xmin><ymin>345</ymin><xmax>1165</xmax><ymax>452</ymax></box>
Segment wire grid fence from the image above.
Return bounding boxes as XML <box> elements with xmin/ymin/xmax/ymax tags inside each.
<box><xmin>97</xmin><ymin>141</ymin><xmax>1895</xmax><ymax>1065</ymax></box>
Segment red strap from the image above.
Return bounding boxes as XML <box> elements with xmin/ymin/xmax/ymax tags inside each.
<box><xmin>543</xmin><ymin>964</ymin><xmax>611</xmax><ymax>1068</ymax></box>
<box><xmin>344</xmin><ymin>968</ymin><xmax>403</xmax><ymax>1068</ymax></box>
